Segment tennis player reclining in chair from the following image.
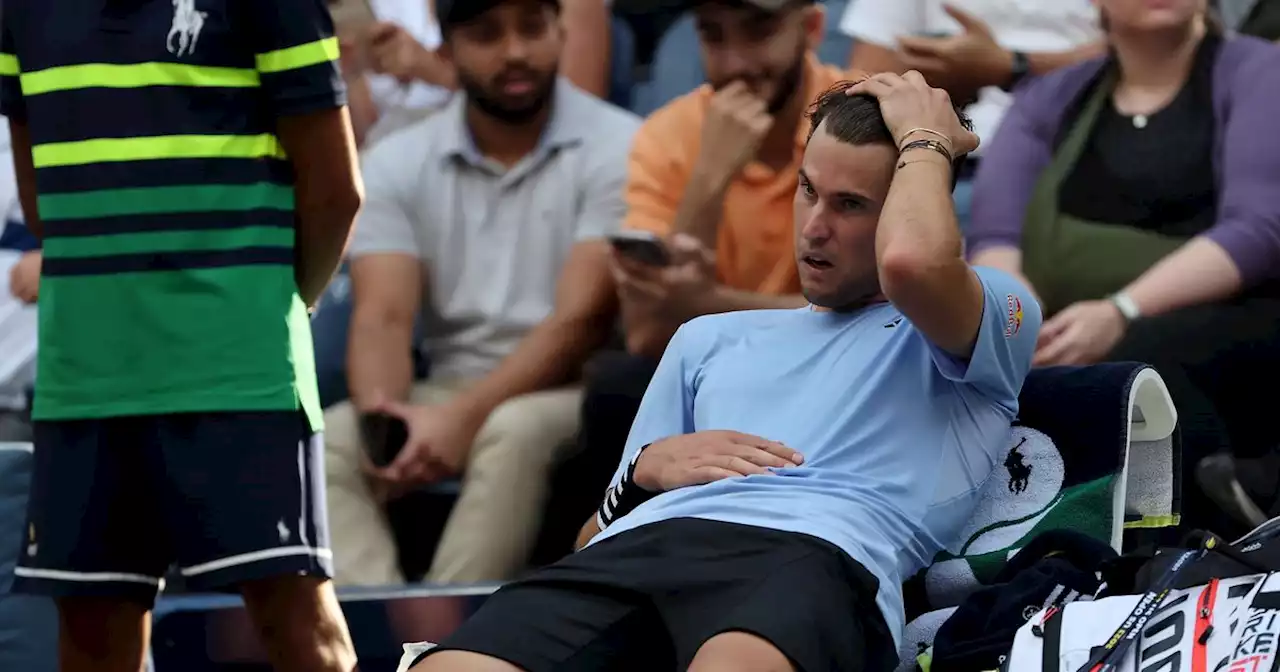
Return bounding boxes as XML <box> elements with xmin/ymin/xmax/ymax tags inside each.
<box><xmin>410</xmin><ymin>74</ymin><xmax>1042</xmax><ymax>672</ymax></box>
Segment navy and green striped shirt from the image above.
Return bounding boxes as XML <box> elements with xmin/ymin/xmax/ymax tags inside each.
<box><xmin>0</xmin><ymin>0</ymin><xmax>346</xmax><ymax>428</ymax></box>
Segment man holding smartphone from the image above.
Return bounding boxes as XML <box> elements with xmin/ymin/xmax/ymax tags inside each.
<box><xmin>2</xmin><ymin>0</ymin><xmax>362</xmax><ymax>670</ymax></box>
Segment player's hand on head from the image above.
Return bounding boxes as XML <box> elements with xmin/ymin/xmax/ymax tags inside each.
<box><xmin>632</xmin><ymin>430</ymin><xmax>804</xmax><ymax>493</ymax></box>
<box><xmin>847</xmin><ymin>71</ymin><xmax>980</xmax><ymax>158</ymax></box>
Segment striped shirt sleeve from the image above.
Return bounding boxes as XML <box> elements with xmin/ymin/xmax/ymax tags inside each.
<box><xmin>0</xmin><ymin>10</ymin><xmax>24</xmax><ymax>121</ymax></box>
<box><xmin>246</xmin><ymin>0</ymin><xmax>347</xmax><ymax>116</ymax></box>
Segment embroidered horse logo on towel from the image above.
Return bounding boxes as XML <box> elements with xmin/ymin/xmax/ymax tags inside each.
<box><xmin>167</xmin><ymin>0</ymin><xmax>207</xmax><ymax>58</ymax></box>
<box><xmin>1005</xmin><ymin>437</ymin><xmax>1033</xmax><ymax>494</ymax></box>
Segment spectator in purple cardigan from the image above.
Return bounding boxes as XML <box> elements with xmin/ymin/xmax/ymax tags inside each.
<box><xmin>965</xmin><ymin>0</ymin><xmax>1280</xmax><ymax>536</ymax></box>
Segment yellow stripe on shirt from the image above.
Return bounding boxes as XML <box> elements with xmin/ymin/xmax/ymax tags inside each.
<box><xmin>20</xmin><ymin>62</ymin><xmax>259</xmax><ymax>97</ymax></box>
<box><xmin>0</xmin><ymin>53</ymin><xmax>18</xmax><ymax>77</ymax></box>
<box><xmin>32</xmin><ymin>134</ymin><xmax>286</xmax><ymax>169</ymax></box>
<box><xmin>255</xmin><ymin>37</ymin><xmax>340</xmax><ymax>74</ymax></box>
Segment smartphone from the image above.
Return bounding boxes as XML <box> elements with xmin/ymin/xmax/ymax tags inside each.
<box><xmin>608</xmin><ymin>231</ymin><xmax>671</xmax><ymax>267</ymax></box>
<box><xmin>359</xmin><ymin>412</ymin><xmax>410</xmax><ymax>468</ymax></box>
<box><xmin>328</xmin><ymin>0</ymin><xmax>378</xmax><ymax>34</ymax></box>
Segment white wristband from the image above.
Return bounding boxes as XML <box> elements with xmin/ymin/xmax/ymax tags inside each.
<box><xmin>1109</xmin><ymin>291</ymin><xmax>1141</xmax><ymax>321</ymax></box>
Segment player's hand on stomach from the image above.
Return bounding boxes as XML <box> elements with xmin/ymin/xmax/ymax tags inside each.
<box><xmin>366</xmin><ymin>399</ymin><xmax>480</xmax><ymax>497</ymax></box>
<box><xmin>633</xmin><ymin>431</ymin><xmax>804</xmax><ymax>493</ymax></box>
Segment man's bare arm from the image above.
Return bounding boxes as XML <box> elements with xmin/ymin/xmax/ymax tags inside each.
<box><xmin>621</xmin><ymin>177</ymin><xmax>733</xmax><ymax>357</ymax></box>
<box><xmin>574</xmin><ymin>515</ymin><xmax>601</xmax><ymax>550</ymax></box>
<box><xmin>342</xmin><ymin>71</ymin><xmax>379</xmax><ymax>148</ymax></box>
<box><xmin>450</xmin><ymin>241</ymin><xmax>618</xmax><ymax>422</ymax></box>
<box><xmin>669</xmin><ymin>169</ymin><xmax>731</xmax><ymax>250</ymax></box>
<box><xmin>877</xmin><ymin>152</ymin><xmax>984</xmax><ymax>356</ymax></box>
<box><xmin>850</xmin><ymin>39</ymin><xmax>1106</xmax><ymax>85</ymax></box>
<box><xmin>276</xmin><ymin>107</ymin><xmax>364</xmax><ymax>307</ymax></box>
<box><xmin>347</xmin><ymin>254</ymin><xmax>421</xmax><ymax>410</ymax></box>
<box><xmin>620</xmin><ymin>296</ymin><xmax>676</xmax><ymax>358</ymax></box>
<box><xmin>559</xmin><ymin>0</ymin><xmax>611</xmax><ymax>97</ymax></box>
<box><xmin>8</xmin><ymin>120</ymin><xmax>40</xmax><ymax>241</ymax></box>
<box><xmin>848</xmin><ymin>41</ymin><xmax>907</xmax><ymax>75</ymax></box>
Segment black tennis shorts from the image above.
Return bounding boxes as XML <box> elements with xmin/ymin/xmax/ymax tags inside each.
<box><xmin>14</xmin><ymin>411</ymin><xmax>331</xmax><ymax>606</ymax></box>
<box><xmin>418</xmin><ymin>517</ymin><xmax>896</xmax><ymax>672</ymax></box>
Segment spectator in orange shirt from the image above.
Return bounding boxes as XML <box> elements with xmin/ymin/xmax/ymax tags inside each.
<box><xmin>540</xmin><ymin>0</ymin><xmax>865</xmax><ymax>560</ymax></box>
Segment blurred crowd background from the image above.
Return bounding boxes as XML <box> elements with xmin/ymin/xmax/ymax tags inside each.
<box><xmin>3</xmin><ymin>0</ymin><xmax>1280</xmax><ymax>667</ymax></box>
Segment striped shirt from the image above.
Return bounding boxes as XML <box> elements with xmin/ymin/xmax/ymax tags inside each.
<box><xmin>0</xmin><ymin>0</ymin><xmax>346</xmax><ymax>427</ymax></box>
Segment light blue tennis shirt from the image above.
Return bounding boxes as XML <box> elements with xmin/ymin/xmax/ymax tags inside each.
<box><xmin>589</xmin><ymin>267</ymin><xmax>1042</xmax><ymax>646</ymax></box>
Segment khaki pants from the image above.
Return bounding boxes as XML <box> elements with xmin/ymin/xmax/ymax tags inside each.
<box><xmin>325</xmin><ymin>381</ymin><xmax>582</xmax><ymax>586</ymax></box>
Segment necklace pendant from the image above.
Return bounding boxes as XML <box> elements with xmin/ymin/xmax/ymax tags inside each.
<box><xmin>1133</xmin><ymin>114</ymin><xmax>1148</xmax><ymax>129</ymax></box>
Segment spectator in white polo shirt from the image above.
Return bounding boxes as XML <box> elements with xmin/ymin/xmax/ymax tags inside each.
<box><xmin>336</xmin><ymin>0</ymin><xmax>614</xmax><ymax>146</ymax></box>
<box><xmin>840</xmin><ymin>0</ymin><xmax>1104</xmax><ymax>230</ymax></box>
<box><xmin>324</xmin><ymin>0</ymin><xmax>640</xmax><ymax>586</ymax></box>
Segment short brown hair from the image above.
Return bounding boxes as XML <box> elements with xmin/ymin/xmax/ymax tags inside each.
<box><xmin>804</xmin><ymin>81</ymin><xmax>973</xmax><ymax>190</ymax></box>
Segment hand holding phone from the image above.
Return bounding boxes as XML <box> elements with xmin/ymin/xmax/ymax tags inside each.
<box><xmin>359</xmin><ymin>411</ymin><xmax>410</xmax><ymax>468</ymax></box>
<box><xmin>608</xmin><ymin>231</ymin><xmax>671</xmax><ymax>267</ymax></box>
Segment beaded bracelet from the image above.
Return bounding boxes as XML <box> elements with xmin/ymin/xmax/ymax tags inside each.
<box><xmin>897</xmin><ymin>127</ymin><xmax>951</xmax><ymax>146</ymax></box>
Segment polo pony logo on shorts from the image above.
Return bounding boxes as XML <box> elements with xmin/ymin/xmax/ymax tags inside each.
<box><xmin>1005</xmin><ymin>293</ymin><xmax>1023</xmax><ymax>339</ymax></box>
<box><xmin>167</xmin><ymin>0</ymin><xmax>207</xmax><ymax>58</ymax></box>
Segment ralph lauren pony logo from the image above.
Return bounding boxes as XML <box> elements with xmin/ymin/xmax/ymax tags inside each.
<box><xmin>167</xmin><ymin>0</ymin><xmax>207</xmax><ymax>58</ymax></box>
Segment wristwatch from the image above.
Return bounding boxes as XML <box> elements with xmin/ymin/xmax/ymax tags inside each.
<box><xmin>1108</xmin><ymin>291</ymin><xmax>1141</xmax><ymax>322</ymax></box>
<box><xmin>1004</xmin><ymin>50</ymin><xmax>1030</xmax><ymax>91</ymax></box>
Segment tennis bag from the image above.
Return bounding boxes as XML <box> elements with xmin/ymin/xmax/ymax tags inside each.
<box><xmin>1003</xmin><ymin>521</ymin><xmax>1280</xmax><ymax>672</ymax></box>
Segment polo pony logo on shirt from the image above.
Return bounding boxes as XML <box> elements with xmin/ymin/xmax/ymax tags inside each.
<box><xmin>167</xmin><ymin>0</ymin><xmax>207</xmax><ymax>58</ymax></box>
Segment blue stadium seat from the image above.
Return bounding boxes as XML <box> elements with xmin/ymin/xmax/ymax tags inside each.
<box><xmin>609</xmin><ymin>15</ymin><xmax>638</xmax><ymax>109</ymax></box>
<box><xmin>310</xmin><ymin>266</ymin><xmax>431</xmax><ymax>410</ymax></box>
<box><xmin>816</xmin><ymin>0</ymin><xmax>854</xmax><ymax>67</ymax></box>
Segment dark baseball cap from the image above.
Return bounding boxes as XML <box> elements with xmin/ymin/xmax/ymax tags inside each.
<box><xmin>436</xmin><ymin>0</ymin><xmax>561</xmax><ymax>30</ymax></box>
